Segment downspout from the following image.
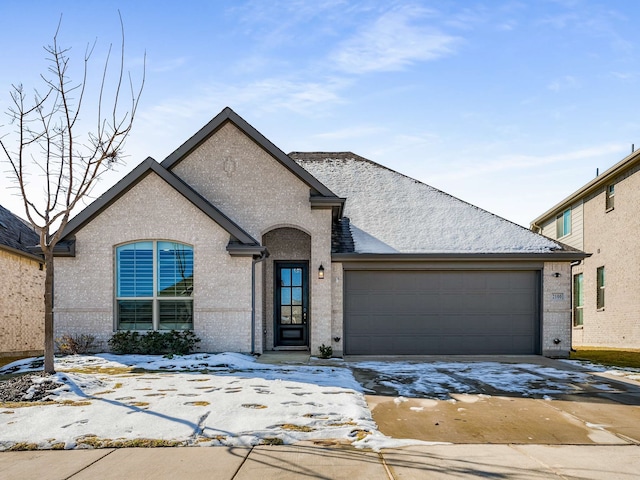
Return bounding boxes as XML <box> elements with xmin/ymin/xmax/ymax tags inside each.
<box><xmin>251</xmin><ymin>250</ymin><xmax>269</xmax><ymax>354</ymax></box>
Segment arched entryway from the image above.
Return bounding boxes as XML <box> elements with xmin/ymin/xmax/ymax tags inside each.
<box><xmin>262</xmin><ymin>227</ymin><xmax>311</xmax><ymax>350</ymax></box>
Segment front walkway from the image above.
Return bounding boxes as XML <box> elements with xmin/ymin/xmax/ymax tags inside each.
<box><xmin>2</xmin><ymin>443</ymin><xmax>639</xmax><ymax>479</ymax></box>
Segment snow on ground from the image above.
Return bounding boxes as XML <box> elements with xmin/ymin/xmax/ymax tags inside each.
<box><xmin>2</xmin><ymin>354</ymin><xmax>637</xmax><ymax>452</ymax></box>
<box><xmin>0</xmin><ymin>353</ymin><xmax>437</xmax><ymax>452</ymax></box>
<box><xmin>561</xmin><ymin>359</ymin><xmax>640</xmax><ymax>383</ymax></box>
<box><xmin>350</xmin><ymin>361</ymin><xmax>619</xmax><ymax>399</ymax></box>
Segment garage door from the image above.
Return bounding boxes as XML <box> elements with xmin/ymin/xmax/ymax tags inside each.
<box><xmin>344</xmin><ymin>270</ymin><xmax>540</xmax><ymax>355</ymax></box>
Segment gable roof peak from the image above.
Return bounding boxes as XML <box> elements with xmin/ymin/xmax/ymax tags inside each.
<box><xmin>161</xmin><ymin>108</ymin><xmax>339</xmax><ymax>199</ymax></box>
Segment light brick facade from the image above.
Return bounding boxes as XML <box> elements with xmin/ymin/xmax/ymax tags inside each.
<box><xmin>0</xmin><ymin>249</ymin><xmax>45</xmax><ymax>357</ymax></box>
<box><xmin>533</xmin><ymin>151</ymin><xmax>640</xmax><ymax>349</ymax></box>
<box><xmin>54</xmin><ymin>108</ymin><xmax>577</xmax><ymax>358</ymax></box>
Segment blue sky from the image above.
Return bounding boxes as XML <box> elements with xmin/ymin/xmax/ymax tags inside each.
<box><xmin>1</xmin><ymin>0</ymin><xmax>639</xmax><ymax>227</ymax></box>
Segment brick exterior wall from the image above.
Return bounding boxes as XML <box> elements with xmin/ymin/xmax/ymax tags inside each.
<box><xmin>572</xmin><ymin>162</ymin><xmax>640</xmax><ymax>348</ymax></box>
<box><xmin>54</xmin><ymin>172</ymin><xmax>254</xmax><ymax>353</ymax></box>
<box><xmin>55</xmin><ymin>122</ymin><xmax>334</xmax><ymax>354</ymax></box>
<box><xmin>0</xmin><ymin>249</ymin><xmax>45</xmax><ymax>356</ymax></box>
<box><xmin>541</xmin><ymin>261</ymin><xmax>572</xmax><ymax>357</ymax></box>
<box><xmin>172</xmin><ymin>123</ymin><xmax>334</xmax><ymax>355</ymax></box>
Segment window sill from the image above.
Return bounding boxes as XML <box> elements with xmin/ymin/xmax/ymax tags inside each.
<box><xmin>573</xmin><ymin>325</ymin><xmax>584</xmax><ymax>330</ymax></box>
<box><xmin>597</xmin><ymin>308</ymin><xmax>605</xmax><ymax>312</ymax></box>
<box><xmin>605</xmin><ymin>207</ymin><xmax>614</xmax><ymax>213</ymax></box>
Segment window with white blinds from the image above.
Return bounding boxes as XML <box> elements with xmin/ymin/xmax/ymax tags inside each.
<box><xmin>116</xmin><ymin>241</ymin><xmax>193</xmax><ymax>331</ymax></box>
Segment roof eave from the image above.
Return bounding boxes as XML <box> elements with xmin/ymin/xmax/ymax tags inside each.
<box><xmin>332</xmin><ymin>251</ymin><xmax>590</xmax><ymax>262</ymax></box>
<box><xmin>0</xmin><ymin>244</ymin><xmax>44</xmax><ymax>262</ymax></box>
<box><xmin>531</xmin><ymin>148</ymin><xmax>640</xmax><ymax>226</ymax></box>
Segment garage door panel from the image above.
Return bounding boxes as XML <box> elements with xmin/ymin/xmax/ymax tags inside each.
<box><xmin>345</xmin><ymin>270</ymin><xmax>540</xmax><ymax>355</ymax></box>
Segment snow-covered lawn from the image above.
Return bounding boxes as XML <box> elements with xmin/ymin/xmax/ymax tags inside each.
<box><xmin>0</xmin><ymin>353</ymin><xmax>430</xmax><ymax>452</ymax></box>
<box><xmin>2</xmin><ymin>354</ymin><xmax>638</xmax><ymax>452</ymax></box>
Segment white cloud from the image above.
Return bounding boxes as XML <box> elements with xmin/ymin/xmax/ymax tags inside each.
<box><xmin>331</xmin><ymin>5</ymin><xmax>459</xmax><ymax>74</ymax></box>
<box><xmin>429</xmin><ymin>143</ymin><xmax>626</xmax><ymax>182</ymax></box>
<box><xmin>547</xmin><ymin>75</ymin><xmax>580</xmax><ymax>91</ymax></box>
<box><xmin>314</xmin><ymin>125</ymin><xmax>387</xmax><ymax>140</ymax></box>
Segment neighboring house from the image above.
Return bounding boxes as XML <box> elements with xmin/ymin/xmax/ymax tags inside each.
<box><xmin>0</xmin><ymin>204</ymin><xmax>45</xmax><ymax>358</ymax></box>
<box><xmin>531</xmin><ymin>148</ymin><xmax>640</xmax><ymax>350</ymax></box>
<box><xmin>52</xmin><ymin>108</ymin><xmax>585</xmax><ymax>358</ymax></box>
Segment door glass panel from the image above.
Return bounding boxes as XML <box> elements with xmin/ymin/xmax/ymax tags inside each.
<box><xmin>291</xmin><ymin>306</ymin><xmax>302</xmax><ymax>324</ymax></box>
<box><xmin>292</xmin><ymin>268</ymin><xmax>302</xmax><ymax>286</ymax></box>
<box><xmin>281</xmin><ymin>306</ymin><xmax>292</xmax><ymax>324</ymax></box>
<box><xmin>281</xmin><ymin>268</ymin><xmax>291</xmax><ymax>287</ymax></box>
<box><xmin>281</xmin><ymin>288</ymin><xmax>291</xmax><ymax>305</ymax></box>
<box><xmin>292</xmin><ymin>287</ymin><xmax>302</xmax><ymax>305</ymax></box>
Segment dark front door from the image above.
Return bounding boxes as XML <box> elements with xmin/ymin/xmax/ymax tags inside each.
<box><xmin>275</xmin><ymin>262</ymin><xmax>309</xmax><ymax>347</ymax></box>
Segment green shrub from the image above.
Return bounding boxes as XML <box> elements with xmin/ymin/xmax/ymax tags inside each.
<box><xmin>108</xmin><ymin>330</ymin><xmax>200</xmax><ymax>355</ymax></box>
<box><xmin>318</xmin><ymin>344</ymin><xmax>333</xmax><ymax>359</ymax></box>
<box><xmin>56</xmin><ymin>334</ymin><xmax>98</xmax><ymax>355</ymax></box>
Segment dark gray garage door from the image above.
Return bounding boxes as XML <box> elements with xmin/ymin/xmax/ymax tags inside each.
<box><xmin>344</xmin><ymin>270</ymin><xmax>540</xmax><ymax>355</ymax></box>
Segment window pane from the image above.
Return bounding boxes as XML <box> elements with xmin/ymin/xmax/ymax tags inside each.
<box><xmin>292</xmin><ymin>268</ymin><xmax>302</xmax><ymax>286</ymax></box>
<box><xmin>281</xmin><ymin>306</ymin><xmax>292</xmax><ymax>324</ymax></box>
<box><xmin>574</xmin><ymin>274</ymin><xmax>584</xmax><ymax>307</ymax></box>
<box><xmin>158</xmin><ymin>299</ymin><xmax>193</xmax><ymax>330</ymax></box>
<box><xmin>597</xmin><ymin>267</ymin><xmax>605</xmax><ymax>309</ymax></box>
<box><xmin>291</xmin><ymin>306</ymin><xmax>302</xmax><ymax>324</ymax></box>
<box><xmin>117</xmin><ymin>242</ymin><xmax>153</xmax><ymax>297</ymax></box>
<box><xmin>292</xmin><ymin>287</ymin><xmax>302</xmax><ymax>305</ymax></box>
<box><xmin>281</xmin><ymin>268</ymin><xmax>291</xmax><ymax>287</ymax></box>
<box><xmin>563</xmin><ymin>209</ymin><xmax>571</xmax><ymax>235</ymax></box>
<box><xmin>158</xmin><ymin>242</ymin><xmax>193</xmax><ymax>297</ymax></box>
<box><xmin>281</xmin><ymin>288</ymin><xmax>291</xmax><ymax>306</ymax></box>
<box><xmin>117</xmin><ymin>300</ymin><xmax>153</xmax><ymax>330</ymax></box>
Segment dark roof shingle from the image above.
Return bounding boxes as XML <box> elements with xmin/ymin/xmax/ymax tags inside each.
<box><xmin>0</xmin><ymin>204</ymin><xmax>41</xmax><ymax>257</ymax></box>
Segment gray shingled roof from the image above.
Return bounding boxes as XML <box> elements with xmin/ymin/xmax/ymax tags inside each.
<box><xmin>291</xmin><ymin>152</ymin><xmax>584</xmax><ymax>257</ymax></box>
<box><xmin>0</xmin><ymin>204</ymin><xmax>41</xmax><ymax>259</ymax></box>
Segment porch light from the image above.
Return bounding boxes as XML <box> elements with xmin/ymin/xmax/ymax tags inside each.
<box><xmin>318</xmin><ymin>264</ymin><xmax>325</xmax><ymax>279</ymax></box>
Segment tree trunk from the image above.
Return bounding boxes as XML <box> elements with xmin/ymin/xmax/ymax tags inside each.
<box><xmin>43</xmin><ymin>250</ymin><xmax>55</xmax><ymax>373</ymax></box>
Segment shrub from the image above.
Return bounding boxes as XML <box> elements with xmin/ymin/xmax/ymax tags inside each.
<box><xmin>108</xmin><ymin>330</ymin><xmax>200</xmax><ymax>355</ymax></box>
<box><xmin>55</xmin><ymin>334</ymin><xmax>98</xmax><ymax>355</ymax></box>
<box><xmin>318</xmin><ymin>344</ymin><xmax>333</xmax><ymax>359</ymax></box>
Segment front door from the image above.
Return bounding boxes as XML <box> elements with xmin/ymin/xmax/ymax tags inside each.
<box><xmin>275</xmin><ymin>262</ymin><xmax>309</xmax><ymax>347</ymax></box>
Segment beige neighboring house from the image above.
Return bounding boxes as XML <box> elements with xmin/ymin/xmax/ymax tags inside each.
<box><xmin>52</xmin><ymin>108</ymin><xmax>585</xmax><ymax>358</ymax></box>
<box><xmin>531</xmin><ymin>148</ymin><xmax>640</xmax><ymax>350</ymax></box>
<box><xmin>0</xmin><ymin>204</ymin><xmax>45</xmax><ymax>358</ymax></box>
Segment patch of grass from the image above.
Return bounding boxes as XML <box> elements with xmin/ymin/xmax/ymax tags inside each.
<box><xmin>128</xmin><ymin>401</ymin><xmax>150</xmax><ymax>407</ymax></box>
<box><xmin>7</xmin><ymin>442</ymin><xmax>39</xmax><ymax>451</ymax></box>
<box><xmin>328</xmin><ymin>421</ymin><xmax>357</xmax><ymax>427</ymax></box>
<box><xmin>114</xmin><ymin>383</ymin><xmax>123</xmax><ymax>389</ymax></box>
<box><xmin>93</xmin><ymin>390</ymin><xmax>116</xmax><ymax>395</ymax></box>
<box><xmin>76</xmin><ymin>435</ymin><xmax>183</xmax><ymax>448</ymax></box>
<box><xmin>279</xmin><ymin>424</ymin><xmax>315</xmax><ymax>432</ymax></box>
<box><xmin>0</xmin><ymin>356</ymin><xmax>29</xmax><ymax>369</ymax></box>
<box><xmin>570</xmin><ymin>349</ymin><xmax>640</xmax><ymax>369</ymax></box>
<box><xmin>62</xmin><ymin>366</ymin><xmax>138</xmax><ymax>375</ymax></box>
<box><xmin>184</xmin><ymin>401</ymin><xmax>210</xmax><ymax>406</ymax></box>
<box><xmin>349</xmin><ymin>429</ymin><xmax>371</xmax><ymax>441</ymax></box>
<box><xmin>58</xmin><ymin>400</ymin><xmax>93</xmax><ymax>407</ymax></box>
<box><xmin>242</xmin><ymin>403</ymin><xmax>267</xmax><ymax>409</ymax></box>
<box><xmin>260</xmin><ymin>437</ymin><xmax>284</xmax><ymax>446</ymax></box>
<box><xmin>1</xmin><ymin>401</ymin><xmax>57</xmax><ymax>409</ymax></box>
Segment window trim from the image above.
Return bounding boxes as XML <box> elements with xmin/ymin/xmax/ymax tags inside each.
<box><xmin>605</xmin><ymin>184</ymin><xmax>615</xmax><ymax>211</ymax></box>
<box><xmin>115</xmin><ymin>240</ymin><xmax>194</xmax><ymax>331</ymax></box>
<box><xmin>596</xmin><ymin>266</ymin><xmax>605</xmax><ymax>310</ymax></box>
<box><xmin>556</xmin><ymin>208</ymin><xmax>571</xmax><ymax>238</ymax></box>
<box><xmin>573</xmin><ymin>273</ymin><xmax>584</xmax><ymax>327</ymax></box>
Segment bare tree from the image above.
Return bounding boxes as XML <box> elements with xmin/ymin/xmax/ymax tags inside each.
<box><xmin>0</xmin><ymin>14</ymin><xmax>144</xmax><ymax>373</ymax></box>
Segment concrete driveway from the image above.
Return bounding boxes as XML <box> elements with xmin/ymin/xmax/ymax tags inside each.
<box><xmin>346</xmin><ymin>355</ymin><xmax>640</xmax><ymax>445</ymax></box>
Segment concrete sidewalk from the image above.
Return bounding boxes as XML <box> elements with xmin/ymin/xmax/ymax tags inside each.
<box><xmin>2</xmin><ymin>443</ymin><xmax>640</xmax><ymax>480</ymax></box>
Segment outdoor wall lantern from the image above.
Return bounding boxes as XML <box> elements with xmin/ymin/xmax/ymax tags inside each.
<box><xmin>553</xmin><ymin>272</ymin><xmax>561</xmax><ymax>278</ymax></box>
<box><xmin>318</xmin><ymin>264</ymin><xmax>325</xmax><ymax>279</ymax></box>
